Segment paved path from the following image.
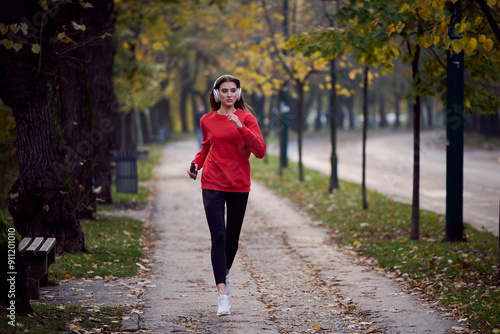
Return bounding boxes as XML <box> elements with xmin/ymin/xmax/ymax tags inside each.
<box><xmin>271</xmin><ymin>130</ymin><xmax>500</xmax><ymax>236</ymax></box>
<box><xmin>131</xmin><ymin>140</ymin><xmax>466</xmax><ymax>333</ymax></box>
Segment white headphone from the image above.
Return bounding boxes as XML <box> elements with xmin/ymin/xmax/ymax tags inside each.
<box><xmin>212</xmin><ymin>74</ymin><xmax>242</xmax><ymax>103</ymax></box>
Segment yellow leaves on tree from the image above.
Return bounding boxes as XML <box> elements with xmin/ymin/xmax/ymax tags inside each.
<box><xmin>463</xmin><ymin>37</ymin><xmax>478</xmax><ymax>55</ymax></box>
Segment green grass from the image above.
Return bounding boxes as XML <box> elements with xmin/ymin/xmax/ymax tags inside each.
<box><xmin>50</xmin><ymin>215</ymin><xmax>145</xmax><ymax>280</ymax></box>
<box><xmin>251</xmin><ymin>155</ymin><xmax>500</xmax><ymax>333</ymax></box>
<box><xmin>0</xmin><ymin>303</ymin><xmax>126</xmax><ymax>334</ymax></box>
<box><xmin>98</xmin><ymin>185</ymin><xmax>150</xmax><ymax>211</ymax></box>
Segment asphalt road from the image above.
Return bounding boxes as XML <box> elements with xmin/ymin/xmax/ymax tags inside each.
<box><xmin>270</xmin><ymin>129</ymin><xmax>500</xmax><ymax>236</ymax></box>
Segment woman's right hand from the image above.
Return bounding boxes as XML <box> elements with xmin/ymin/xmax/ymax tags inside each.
<box><xmin>187</xmin><ymin>163</ymin><xmax>198</xmax><ymax>179</ymax></box>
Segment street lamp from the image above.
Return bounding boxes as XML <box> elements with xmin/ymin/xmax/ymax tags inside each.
<box><xmin>445</xmin><ymin>0</ymin><xmax>465</xmax><ymax>242</ymax></box>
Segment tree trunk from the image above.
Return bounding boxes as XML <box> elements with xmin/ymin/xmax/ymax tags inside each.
<box><xmin>0</xmin><ymin>0</ymin><xmax>86</xmax><ymax>254</ymax></box>
<box><xmin>258</xmin><ymin>94</ymin><xmax>269</xmax><ymax>164</ymax></box>
<box><xmin>395</xmin><ymin>92</ymin><xmax>402</xmax><ymax>128</ymax></box>
<box><xmin>289</xmin><ymin>97</ymin><xmax>299</xmax><ymax>132</ymax></box>
<box><xmin>379</xmin><ymin>95</ymin><xmax>388</xmax><ymax>128</ymax></box>
<box><xmin>362</xmin><ymin>66</ymin><xmax>369</xmax><ymax>210</ymax></box>
<box><xmin>180</xmin><ymin>87</ymin><xmax>189</xmax><ymax>133</ymax></box>
<box><xmin>329</xmin><ymin>59</ymin><xmax>339</xmax><ymax>192</ymax></box>
<box><xmin>139</xmin><ymin>111</ymin><xmax>150</xmax><ymax>143</ymax></box>
<box><xmin>410</xmin><ymin>43</ymin><xmax>422</xmax><ymax>240</ymax></box>
<box><xmin>297</xmin><ymin>82</ymin><xmax>304</xmax><ymax>182</ymax></box>
<box><xmin>114</xmin><ymin>111</ymin><xmax>138</xmax><ymax>150</ymax></box>
<box><xmin>151</xmin><ymin>98</ymin><xmax>172</xmax><ymax>141</ymax></box>
<box><xmin>57</xmin><ymin>3</ymin><xmax>95</xmax><ymax>220</ymax></box>
<box><xmin>315</xmin><ymin>92</ymin><xmax>323</xmax><ymax>131</ymax></box>
<box><xmin>303</xmin><ymin>91</ymin><xmax>315</xmax><ymax>133</ymax></box>
<box><xmin>425</xmin><ymin>98</ymin><xmax>434</xmax><ymax>127</ymax></box>
<box><xmin>84</xmin><ymin>0</ymin><xmax>116</xmax><ymax>206</ymax></box>
<box><xmin>368</xmin><ymin>93</ymin><xmax>376</xmax><ymax>128</ymax></box>
<box><xmin>191</xmin><ymin>91</ymin><xmax>198</xmax><ymax>133</ymax></box>
<box><xmin>347</xmin><ymin>96</ymin><xmax>355</xmax><ymax>129</ymax></box>
<box><xmin>407</xmin><ymin>98</ymin><xmax>413</xmax><ymax>129</ymax></box>
<box><xmin>482</xmin><ymin>114</ymin><xmax>500</xmax><ymax>138</ymax></box>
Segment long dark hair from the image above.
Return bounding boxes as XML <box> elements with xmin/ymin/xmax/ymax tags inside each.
<box><xmin>209</xmin><ymin>75</ymin><xmax>254</xmax><ymax>114</ymax></box>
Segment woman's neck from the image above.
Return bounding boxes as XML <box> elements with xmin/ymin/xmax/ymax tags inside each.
<box><xmin>217</xmin><ymin>105</ymin><xmax>236</xmax><ymax>115</ymax></box>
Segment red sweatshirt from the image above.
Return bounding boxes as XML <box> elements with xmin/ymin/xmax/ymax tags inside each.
<box><xmin>192</xmin><ymin>109</ymin><xmax>266</xmax><ymax>193</ymax></box>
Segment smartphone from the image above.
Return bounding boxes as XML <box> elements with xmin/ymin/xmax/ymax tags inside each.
<box><xmin>190</xmin><ymin>162</ymin><xmax>197</xmax><ymax>180</ymax></box>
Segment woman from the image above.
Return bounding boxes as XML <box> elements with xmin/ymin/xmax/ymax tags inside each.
<box><xmin>187</xmin><ymin>74</ymin><xmax>266</xmax><ymax>316</ymax></box>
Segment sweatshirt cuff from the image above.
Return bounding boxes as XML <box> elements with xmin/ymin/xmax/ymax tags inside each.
<box><xmin>238</xmin><ymin>125</ymin><xmax>247</xmax><ymax>134</ymax></box>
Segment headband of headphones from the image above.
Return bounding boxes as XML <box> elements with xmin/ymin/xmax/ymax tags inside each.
<box><xmin>213</xmin><ymin>74</ymin><xmax>241</xmax><ymax>103</ymax></box>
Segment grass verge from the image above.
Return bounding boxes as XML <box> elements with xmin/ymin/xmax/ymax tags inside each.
<box><xmin>251</xmin><ymin>154</ymin><xmax>499</xmax><ymax>333</ymax></box>
<box><xmin>1</xmin><ymin>143</ymin><xmax>163</xmax><ymax>332</ymax></box>
<box><xmin>0</xmin><ymin>303</ymin><xmax>126</xmax><ymax>334</ymax></box>
<box><xmin>0</xmin><ymin>215</ymin><xmax>145</xmax><ymax>333</ymax></box>
<box><xmin>50</xmin><ymin>214</ymin><xmax>145</xmax><ymax>280</ymax></box>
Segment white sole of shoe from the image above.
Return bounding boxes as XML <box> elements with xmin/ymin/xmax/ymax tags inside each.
<box><xmin>217</xmin><ymin>305</ymin><xmax>231</xmax><ymax>316</ymax></box>
<box><xmin>217</xmin><ymin>310</ymin><xmax>231</xmax><ymax>316</ymax></box>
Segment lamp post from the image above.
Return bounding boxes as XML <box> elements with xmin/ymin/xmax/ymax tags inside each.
<box><xmin>445</xmin><ymin>0</ymin><xmax>465</xmax><ymax>242</ymax></box>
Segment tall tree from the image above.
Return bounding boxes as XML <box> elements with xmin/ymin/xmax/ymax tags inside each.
<box><xmin>84</xmin><ymin>0</ymin><xmax>116</xmax><ymax>205</ymax></box>
<box><xmin>0</xmin><ymin>0</ymin><xmax>87</xmax><ymax>253</ymax></box>
<box><xmin>260</xmin><ymin>0</ymin><xmax>329</xmax><ymax>181</ymax></box>
<box><xmin>57</xmin><ymin>1</ymin><xmax>96</xmax><ymax>220</ymax></box>
<box><xmin>322</xmin><ymin>0</ymin><xmax>341</xmax><ymax>193</ymax></box>
<box><xmin>361</xmin><ymin>66</ymin><xmax>369</xmax><ymax>210</ymax></box>
<box><xmin>287</xmin><ymin>2</ymin><xmax>399</xmax><ymax>208</ymax></box>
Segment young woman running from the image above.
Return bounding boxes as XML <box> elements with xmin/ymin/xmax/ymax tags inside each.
<box><xmin>187</xmin><ymin>74</ymin><xmax>266</xmax><ymax>316</ymax></box>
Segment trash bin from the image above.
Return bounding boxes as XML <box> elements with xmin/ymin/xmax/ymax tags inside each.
<box><xmin>114</xmin><ymin>150</ymin><xmax>138</xmax><ymax>194</ymax></box>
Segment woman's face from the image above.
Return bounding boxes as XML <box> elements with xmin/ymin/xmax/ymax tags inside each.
<box><xmin>218</xmin><ymin>81</ymin><xmax>238</xmax><ymax>108</ymax></box>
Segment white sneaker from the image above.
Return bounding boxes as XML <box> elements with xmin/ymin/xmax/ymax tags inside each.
<box><xmin>217</xmin><ymin>292</ymin><xmax>231</xmax><ymax>316</ymax></box>
<box><xmin>225</xmin><ymin>273</ymin><xmax>231</xmax><ymax>295</ymax></box>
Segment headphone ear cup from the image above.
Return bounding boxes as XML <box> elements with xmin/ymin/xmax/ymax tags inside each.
<box><xmin>213</xmin><ymin>89</ymin><xmax>220</xmax><ymax>103</ymax></box>
<box><xmin>237</xmin><ymin>88</ymin><xmax>242</xmax><ymax>101</ymax></box>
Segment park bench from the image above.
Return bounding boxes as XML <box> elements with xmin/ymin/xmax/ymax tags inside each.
<box><xmin>18</xmin><ymin>237</ymin><xmax>56</xmax><ymax>300</ymax></box>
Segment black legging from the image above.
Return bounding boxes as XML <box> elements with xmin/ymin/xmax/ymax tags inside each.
<box><xmin>202</xmin><ymin>189</ymin><xmax>249</xmax><ymax>285</ymax></box>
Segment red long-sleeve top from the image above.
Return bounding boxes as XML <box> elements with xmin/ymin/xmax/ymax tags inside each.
<box><xmin>192</xmin><ymin>109</ymin><xmax>266</xmax><ymax>193</ymax></box>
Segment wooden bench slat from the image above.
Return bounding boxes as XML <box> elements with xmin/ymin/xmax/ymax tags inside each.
<box><xmin>19</xmin><ymin>237</ymin><xmax>32</xmax><ymax>253</ymax></box>
<box><xmin>37</xmin><ymin>237</ymin><xmax>56</xmax><ymax>256</ymax></box>
<box><xmin>19</xmin><ymin>236</ymin><xmax>57</xmax><ymax>300</ymax></box>
<box><xmin>25</xmin><ymin>237</ymin><xmax>44</xmax><ymax>256</ymax></box>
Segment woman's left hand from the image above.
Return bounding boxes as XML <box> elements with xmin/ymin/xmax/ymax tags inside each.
<box><xmin>227</xmin><ymin>113</ymin><xmax>242</xmax><ymax>129</ymax></box>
